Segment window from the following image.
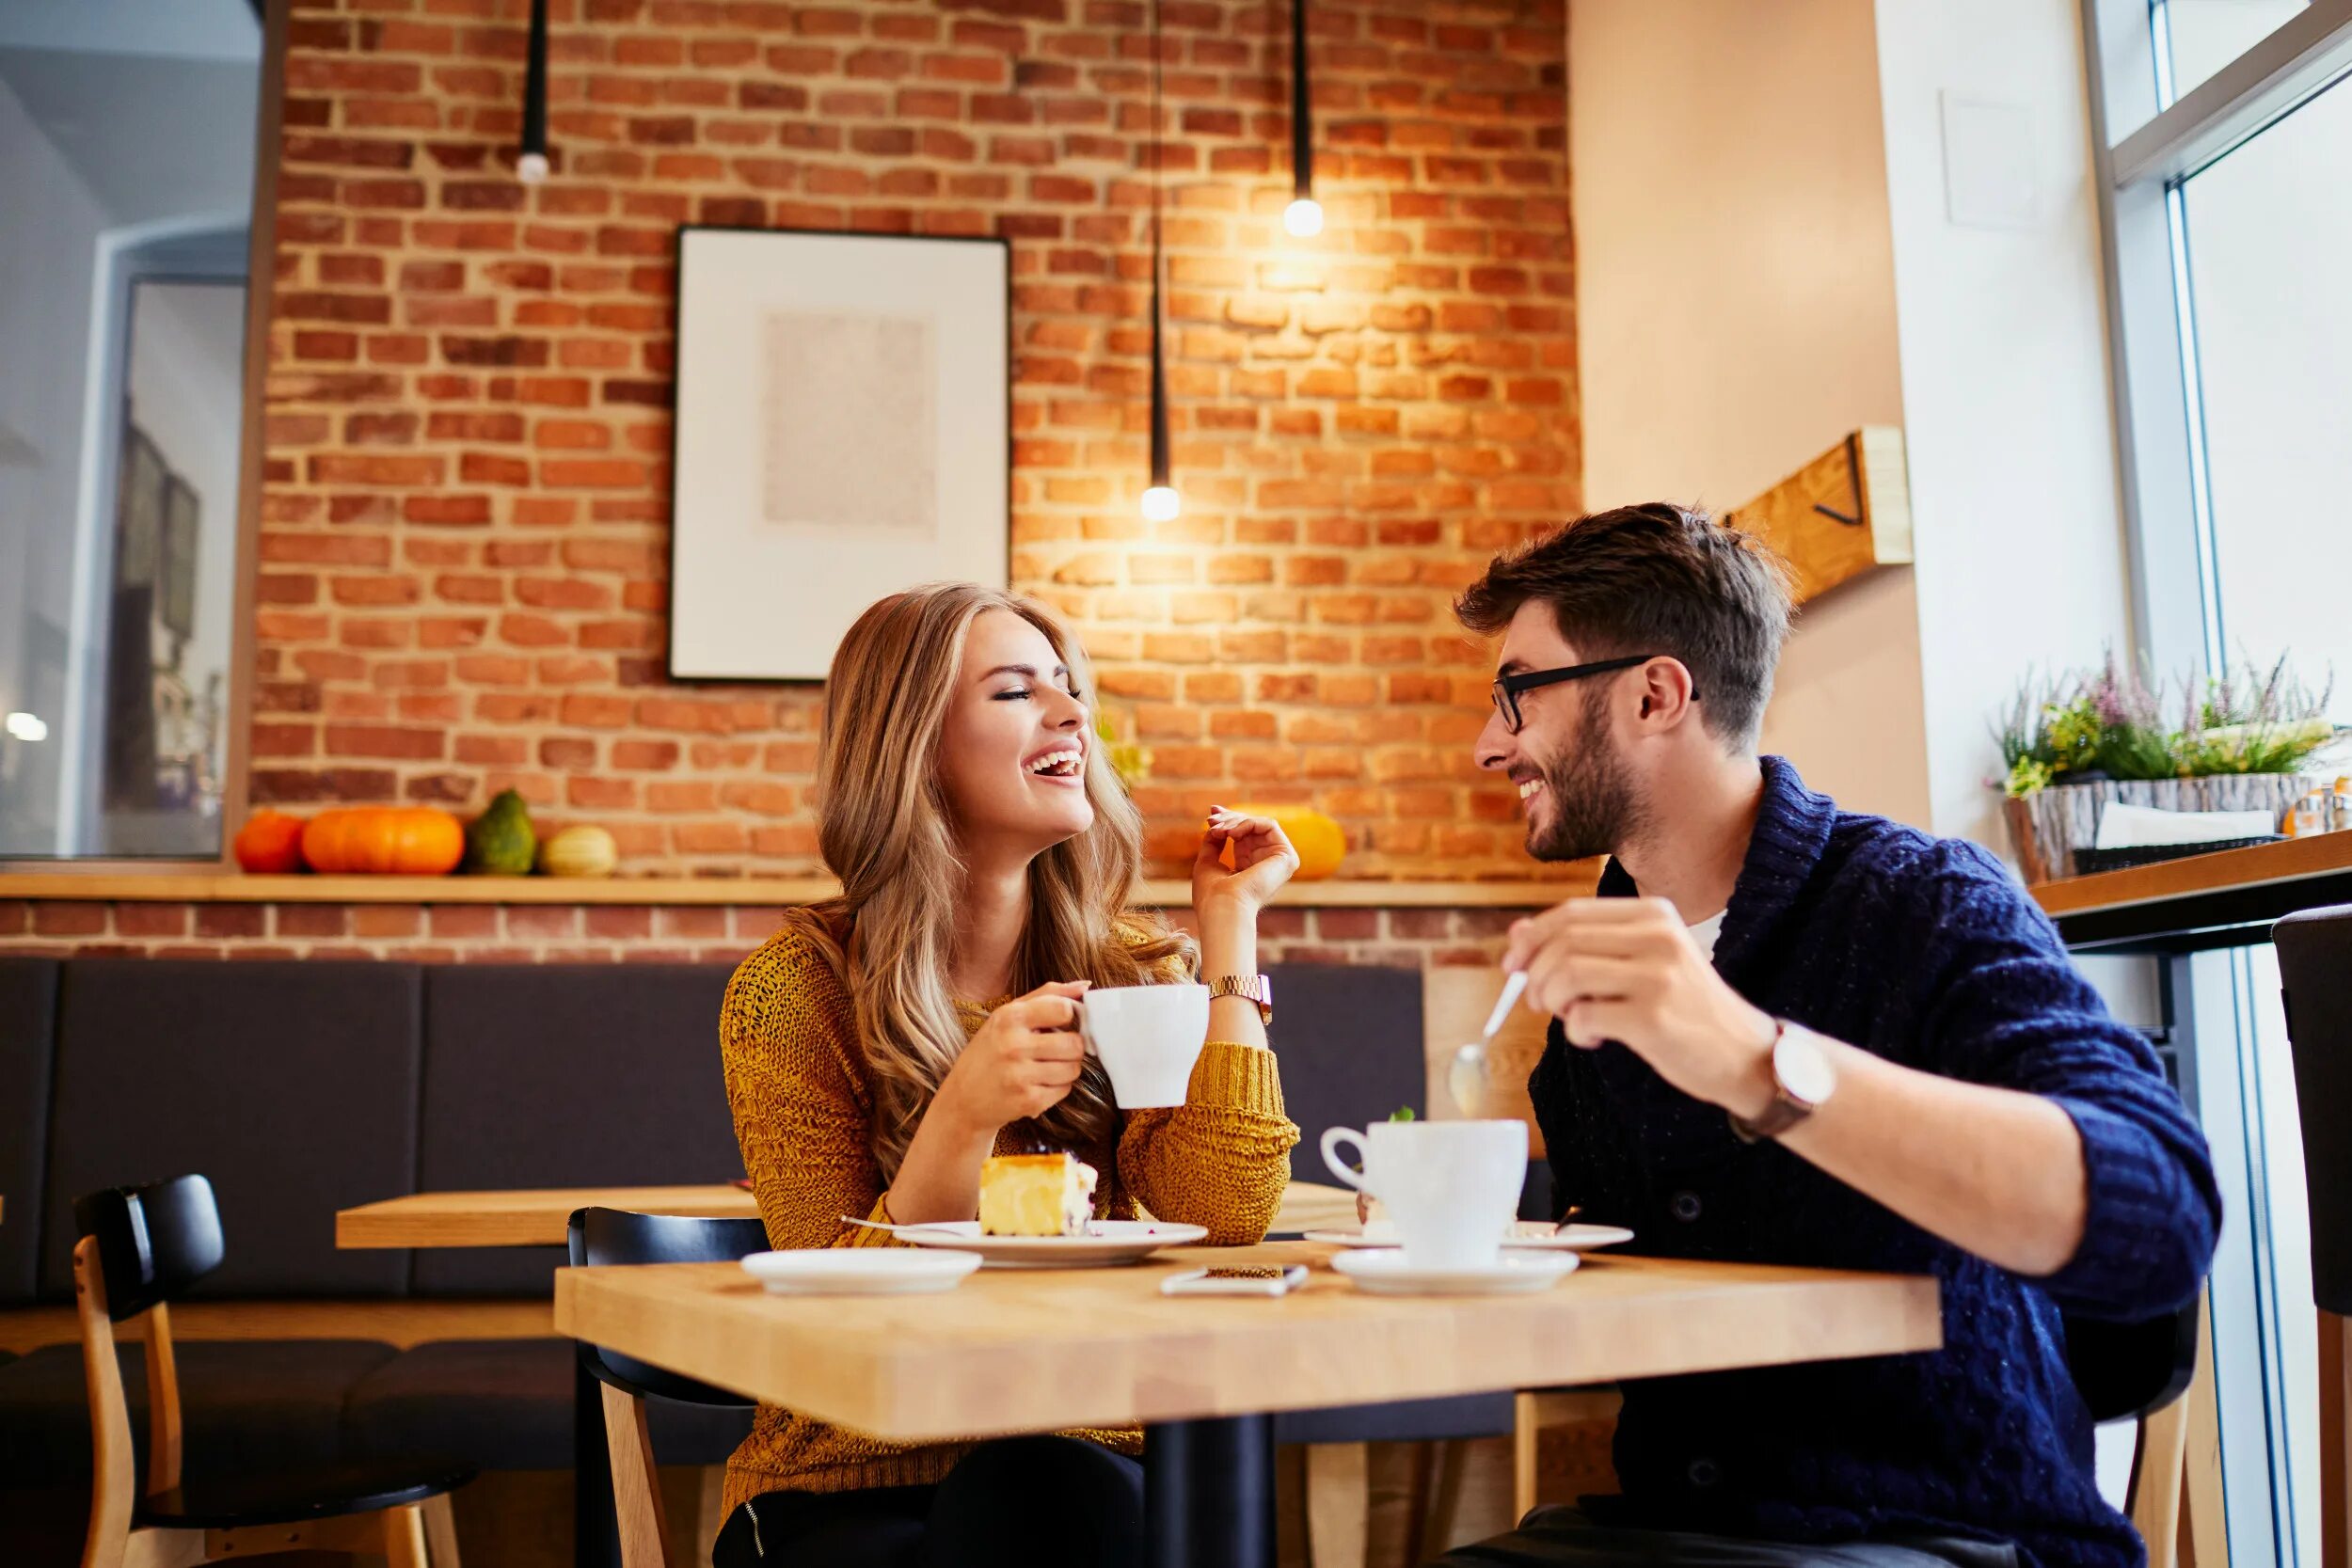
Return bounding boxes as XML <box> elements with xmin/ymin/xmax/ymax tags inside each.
<box><xmin>2089</xmin><ymin>3</ymin><xmax>2352</xmax><ymax>1561</ymax></box>
<box><xmin>0</xmin><ymin>0</ymin><xmax>270</xmax><ymax>859</ymax></box>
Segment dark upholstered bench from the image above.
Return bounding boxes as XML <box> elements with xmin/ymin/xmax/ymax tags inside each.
<box><xmin>0</xmin><ymin>951</ymin><xmax>1498</xmax><ymax>1544</ymax></box>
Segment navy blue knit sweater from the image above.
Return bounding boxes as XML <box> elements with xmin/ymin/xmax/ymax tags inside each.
<box><xmin>1535</xmin><ymin>757</ymin><xmax>2219</xmax><ymax>1567</ymax></box>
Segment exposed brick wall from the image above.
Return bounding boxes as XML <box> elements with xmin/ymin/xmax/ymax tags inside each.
<box><xmin>0</xmin><ymin>896</ymin><xmax>1535</xmax><ymax>968</ymax></box>
<box><xmin>256</xmin><ymin>0</ymin><xmax>1574</xmax><ymax>881</ymax></box>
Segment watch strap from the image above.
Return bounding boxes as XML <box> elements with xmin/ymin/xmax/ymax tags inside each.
<box><xmin>1726</xmin><ymin>1018</ymin><xmax>1816</xmax><ymax>1144</ymax></box>
<box><xmin>1207</xmin><ymin>974</ymin><xmax>1273</xmax><ymax>1023</ymax></box>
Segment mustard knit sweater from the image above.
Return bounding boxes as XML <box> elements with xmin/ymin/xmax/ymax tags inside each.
<box><xmin>717</xmin><ymin>922</ymin><xmax>1300</xmax><ymax>1510</ymax></box>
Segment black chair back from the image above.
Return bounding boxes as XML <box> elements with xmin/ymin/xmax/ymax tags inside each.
<box><xmin>2274</xmin><ymin>905</ymin><xmax>2352</xmax><ymax>1314</ymax></box>
<box><xmin>71</xmin><ymin>1174</ymin><xmax>225</xmax><ymax>1321</ymax></box>
<box><xmin>566</xmin><ymin>1207</ymin><xmax>766</xmax><ymax>1406</ymax></box>
<box><xmin>2060</xmin><ymin>1305</ymin><xmax>2198</xmax><ymax>1424</ymax></box>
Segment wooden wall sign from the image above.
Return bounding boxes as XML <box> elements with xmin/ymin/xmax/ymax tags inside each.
<box><xmin>1722</xmin><ymin>426</ymin><xmax>1912</xmax><ymax>604</ymax></box>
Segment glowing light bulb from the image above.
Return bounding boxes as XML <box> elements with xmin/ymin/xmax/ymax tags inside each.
<box><xmin>4</xmin><ymin>711</ymin><xmax>47</xmax><ymax>742</ymax></box>
<box><xmin>1140</xmin><ymin>485</ymin><xmax>1181</xmax><ymax>523</ymax></box>
<box><xmin>1283</xmin><ymin>198</ymin><xmax>1325</xmax><ymax>238</ymax></box>
<box><xmin>518</xmin><ymin>150</ymin><xmax>550</xmax><ymax>184</ymax></box>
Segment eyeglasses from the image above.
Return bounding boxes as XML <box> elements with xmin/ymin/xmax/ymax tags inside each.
<box><xmin>1489</xmin><ymin>654</ymin><xmax>1692</xmax><ymax>735</ymax></box>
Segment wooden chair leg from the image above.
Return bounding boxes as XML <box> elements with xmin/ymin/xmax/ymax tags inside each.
<box><xmin>1513</xmin><ymin>1390</ymin><xmax>1539</xmax><ymax>1524</ymax></box>
<box><xmin>2324</xmin><ymin>1307</ymin><xmax>2348</xmax><ymax>1568</ymax></box>
<box><xmin>2130</xmin><ymin>1396</ymin><xmax>2190</xmax><ymax>1568</ymax></box>
<box><xmin>422</xmin><ymin>1491</ymin><xmax>463</xmax><ymax>1568</ymax></box>
<box><xmin>1303</xmin><ymin>1441</ymin><xmax>1368</xmax><ymax>1568</ymax></box>
<box><xmin>74</xmin><ymin>1239</ymin><xmax>136</xmax><ymax>1568</ymax></box>
<box><xmin>2182</xmin><ymin>1295</ymin><xmax>2226</xmax><ymax>1568</ymax></box>
<box><xmin>603</xmin><ymin>1379</ymin><xmax>674</xmax><ymax>1568</ymax></box>
<box><xmin>383</xmin><ymin>1503</ymin><xmax>431</xmax><ymax>1568</ymax></box>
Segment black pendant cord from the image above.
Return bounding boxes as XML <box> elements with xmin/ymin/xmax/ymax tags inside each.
<box><xmin>519</xmin><ymin>0</ymin><xmax>550</xmax><ymax>181</ymax></box>
<box><xmin>1291</xmin><ymin>0</ymin><xmax>1311</xmax><ymax>203</ymax></box>
<box><xmin>1147</xmin><ymin>0</ymin><xmax>1170</xmax><ymax>492</ymax></box>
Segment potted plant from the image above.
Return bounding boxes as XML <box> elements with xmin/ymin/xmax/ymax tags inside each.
<box><xmin>1994</xmin><ymin>652</ymin><xmax>2340</xmax><ymax>883</ymax></box>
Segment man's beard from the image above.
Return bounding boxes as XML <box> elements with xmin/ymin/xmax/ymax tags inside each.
<box><xmin>1524</xmin><ymin>688</ymin><xmax>1645</xmax><ymax>863</ymax></box>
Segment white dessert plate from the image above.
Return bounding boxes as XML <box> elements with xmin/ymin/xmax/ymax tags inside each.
<box><xmin>1328</xmin><ymin>1248</ymin><xmax>1579</xmax><ymax>1296</ymax></box>
<box><xmin>1303</xmin><ymin>1220</ymin><xmax>1634</xmax><ymax>1253</ymax></box>
<box><xmin>857</xmin><ymin>1218</ymin><xmax>1210</xmax><ymax>1268</ymax></box>
<box><xmin>739</xmin><ymin>1248</ymin><xmax>982</xmax><ymax>1296</ymax></box>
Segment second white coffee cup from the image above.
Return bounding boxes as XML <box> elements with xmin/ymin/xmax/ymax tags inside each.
<box><xmin>1320</xmin><ymin>1118</ymin><xmax>1528</xmax><ymax>1270</ymax></box>
<box><xmin>1078</xmin><ymin>983</ymin><xmax>1209</xmax><ymax>1108</ymax></box>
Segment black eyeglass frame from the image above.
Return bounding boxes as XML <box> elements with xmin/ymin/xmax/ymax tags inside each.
<box><xmin>1490</xmin><ymin>654</ymin><xmax>1693</xmax><ymax>734</ymax></box>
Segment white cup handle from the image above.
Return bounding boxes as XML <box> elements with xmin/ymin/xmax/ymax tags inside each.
<box><xmin>1320</xmin><ymin>1127</ymin><xmax>1372</xmax><ymax>1194</ymax></box>
<box><xmin>1075</xmin><ymin>995</ymin><xmax>1098</xmax><ymax>1057</ymax></box>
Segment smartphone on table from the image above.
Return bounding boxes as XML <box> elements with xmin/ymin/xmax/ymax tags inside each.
<box><xmin>1160</xmin><ymin>1264</ymin><xmax>1311</xmax><ymax>1297</ymax></box>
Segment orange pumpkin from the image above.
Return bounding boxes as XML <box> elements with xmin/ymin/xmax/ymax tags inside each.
<box><xmin>299</xmin><ymin>807</ymin><xmax>467</xmax><ymax>876</ymax></box>
<box><xmin>1216</xmin><ymin>803</ymin><xmax>1348</xmax><ymax>881</ymax></box>
<box><xmin>233</xmin><ymin>810</ymin><xmax>309</xmax><ymax>874</ymax></box>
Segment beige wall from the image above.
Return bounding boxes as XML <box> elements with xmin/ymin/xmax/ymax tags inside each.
<box><xmin>1568</xmin><ymin>0</ymin><xmax>1932</xmax><ymax>827</ymax></box>
<box><xmin>1871</xmin><ymin>0</ymin><xmax>2135</xmax><ymax>848</ymax></box>
<box><xmin>1571</xmin><ymin>0</ymin><xmax>2133</xmax><ymax>847</ymax></box>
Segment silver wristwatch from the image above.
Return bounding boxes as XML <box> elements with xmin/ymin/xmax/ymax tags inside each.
<box><xmin>1727</xmin><ymin>1019</ymin><xmax>1837</xmax><ymax>1143</ymax></box>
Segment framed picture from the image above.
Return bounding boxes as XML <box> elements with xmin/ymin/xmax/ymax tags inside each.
<box><xmin>117</xmin><ymin>424</ymin><xmax>166</xmax><ymax>590</ymax></box>
<box><xmin>668</xmin><ymin>227</ymin><xmax>1011</xmax><ymax>681</ymax></box>
<box><xmin>161</xmin><ymin>472</ymin><xmax>199</xmax><ymax>640</ymax></box>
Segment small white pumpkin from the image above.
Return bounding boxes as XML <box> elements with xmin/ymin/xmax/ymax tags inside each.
<box><xmin>536</xmin><ymin>823</ymin><xmax>618</xmax><ymax>879</ymax></box>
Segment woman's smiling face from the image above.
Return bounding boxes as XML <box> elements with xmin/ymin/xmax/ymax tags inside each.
<box><xmin>936</xmin><ymin>609</ymin><xmax>1096</xmax><ymax>859</ymax></box>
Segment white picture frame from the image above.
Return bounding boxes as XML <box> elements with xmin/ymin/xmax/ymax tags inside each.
<box><xmin>668</xmin><ymin>227</ymin><xmax>1010</xmax><ymax>681</ymax></box>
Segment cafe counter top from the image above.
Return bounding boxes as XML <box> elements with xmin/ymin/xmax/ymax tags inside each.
<box><xmin>0</xmin><ymin>871</ymin><xmax>1594</xmax><ymax>909</ymax></box>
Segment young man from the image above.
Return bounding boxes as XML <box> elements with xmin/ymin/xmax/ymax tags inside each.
<box><xmin>1440</xmin><ymin>504</ymin><xmax>2218</xmax><ymax>1568</ymax></box>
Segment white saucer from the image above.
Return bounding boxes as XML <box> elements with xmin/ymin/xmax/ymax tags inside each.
<box><xmin>740</xmin><ymin>1248</ymin><xmax>983</xmax><ymax>1296</ymax></box>
<box><xmin>1304</xmin><ymin>1220</ymin><xmax>1634</xmax><ymax>1253</ymax></box>
<box><xmin>893</xmin><ymin>1219</ymin><xmax>1210</xmax><ymax>1268</ymax></box>
<box><xmin>1328</xmin><ymin>1247</ymin><xmax>1579</xmax><ymax>1296</ymax></box>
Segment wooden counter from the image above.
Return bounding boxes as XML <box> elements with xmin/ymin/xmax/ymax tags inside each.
<box><xmin>0</xmin><ymin>871</ymin><xmax>1591</xmax><ymax>910</ymax></box>
<box><xmin>2034</xmin><ymin>831</ymin><xmax>2352</xmax><ymax>952</ymax></box>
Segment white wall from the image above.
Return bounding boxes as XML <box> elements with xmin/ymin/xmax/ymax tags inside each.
<box><xmin>1571</xmin><ymin>0</ymin><xmax>1932</xmax><ymax>827</ymax></box>
<box><xmin>1872</xmin><ymin>0</ymin><xmax>2137</xmax><ymax>849</ymax></box>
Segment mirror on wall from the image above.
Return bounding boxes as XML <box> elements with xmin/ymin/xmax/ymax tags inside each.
<box><xmin>0</xmin><ymin>0</ymin><xmax>263</xmax><ymax>858</ymax></box>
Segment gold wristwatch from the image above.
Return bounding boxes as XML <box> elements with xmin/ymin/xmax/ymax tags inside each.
<box><xmin>1207</xmin><ymin>974</ymin><xmax>1273</xmax><ymax>1024</ymax></box>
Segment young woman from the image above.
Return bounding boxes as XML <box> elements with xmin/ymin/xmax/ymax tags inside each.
<box><xmin>714</xmin><ymin>582</ymin><xmax>1301</xmax><ymax>1567</ymax></box>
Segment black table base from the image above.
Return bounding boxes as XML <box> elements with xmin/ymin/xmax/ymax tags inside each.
<box><xmin>1146</xmin><ymin>1414</ymin><xmax>1278</xmax><ymax>1568</ymax></box>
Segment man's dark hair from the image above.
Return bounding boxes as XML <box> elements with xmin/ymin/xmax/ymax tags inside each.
<box><xmin>1454</xmin><ymin>502</ymin><xmax>1794</xmax><ymax>746</ymax></box>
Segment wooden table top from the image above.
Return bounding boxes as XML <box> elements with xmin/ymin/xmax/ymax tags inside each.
<box><xmin>552</xmin><ymin>1243</ymin><xmax>1941</xmax><ymax>1440</ymax></box>
<box><xmin>335</xmin><ymin>1181</ymin><xmax>1363</xmax><ymax>1250</ymax></box>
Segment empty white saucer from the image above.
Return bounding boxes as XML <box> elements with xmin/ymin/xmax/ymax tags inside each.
<box><xmin>1305</xmin><ymin>1220</ymin><xmax>1634</xmax><ymax>1253</ymax></box>
<box><xmin>740</xmin><ymin>1248</ymin><xmax>982</xmax><ymax>1295</ymax></box>
<box><xmin>1328</xmin><ymin>1247</ymin><xmax>1579</xmax><ymax>1296</ymax></box>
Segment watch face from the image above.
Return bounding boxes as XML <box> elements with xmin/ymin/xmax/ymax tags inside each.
<box><xmin>1773</xmin><ymin>1025</ymin><xmax>1836</xmax><ymax>1106</ymax></box>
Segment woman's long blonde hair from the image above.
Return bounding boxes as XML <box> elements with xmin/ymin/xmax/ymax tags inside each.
<box><xmin>785</xmin><ymin>583</ymin><xmax>1195</xmax><ymax>1180</ymax></box>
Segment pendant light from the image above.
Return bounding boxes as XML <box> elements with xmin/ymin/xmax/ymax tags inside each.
<box><xmin>517</xmin><ymin>0</ymin><xmax>550</xmax><ymax>184</ymax></box>
<box><xmin>1140</xmin><ymin>0</ymin><xmax>1180</xmax><ymax>523</ymax></box>
<box><xmin>1283</xmin><ymin>0</ymin><xmax>1323</xmax><ymax>237</ymax></box>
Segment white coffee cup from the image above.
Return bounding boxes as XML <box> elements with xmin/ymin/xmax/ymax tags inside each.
<box><xmin>1079</xmin><ymin>983</ymin><xmax>1209</xmax><ymax>1108</ymax></box>
<box><xmin>1320</xmin><ymin>1119</ymin><xmax>1527</xmax><ymax>1269</ymax></box>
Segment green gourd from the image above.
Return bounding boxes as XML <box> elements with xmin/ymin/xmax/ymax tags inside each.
<box><xmin>462</xmin><ymin>788</ymin><xmax>537</xmax><ymax>875</ymax></box>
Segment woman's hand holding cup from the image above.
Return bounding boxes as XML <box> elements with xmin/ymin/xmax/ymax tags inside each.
<box><xmin>937</xmin><ymin>981</ymin><xmax>1091</xmax><ymax>1133</ymax></box>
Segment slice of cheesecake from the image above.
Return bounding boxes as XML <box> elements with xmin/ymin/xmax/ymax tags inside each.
<box><xmin>978</xmin><ymin>1152</ymin><xmax>1098</xmax><ymax>1238</ymax></box>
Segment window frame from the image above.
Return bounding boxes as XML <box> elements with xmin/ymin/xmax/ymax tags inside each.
<box><xmin>2084</xmin><ymin>0</ymin><xmax>2352</xmax><ymax>675</ymax></box>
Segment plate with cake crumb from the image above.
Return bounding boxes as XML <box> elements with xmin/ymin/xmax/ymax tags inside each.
<box><xmin>839</xmin><ymin>1153</ymin><xmax>1210</xmax><ymax>1266</ymax></box>
<box><xmin>885</xmin><ymin>1218</ymin><xmax>1211</xmax><ymax>1268</ymax></box>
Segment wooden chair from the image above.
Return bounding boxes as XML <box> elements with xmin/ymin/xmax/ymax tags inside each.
<box><xmin>71</xmin><ymin>1174</ymin><xmax>473</xmax><ymax>1568</ymax></box>
<box><xmin>566</xmin><ymin>1206</ymin><xmax>768</xmax><ymax>1568</ymax></box>
<box><xmin>2066</xmin><ymin>1301</ymin><xmax>2203</xmax><ymax>1567</ymax></box>
<box><xmin>2271</xmin><ymin>907</ymin><xmax>2352</xmax><ymax>1566</ymax></box>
